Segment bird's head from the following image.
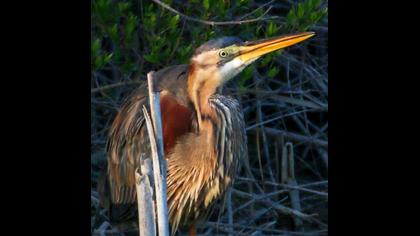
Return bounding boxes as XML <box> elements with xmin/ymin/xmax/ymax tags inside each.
<box><xmin>187</xmin><ymin>32</ymin><xmax>315</xmax><ymax>102</ymax></box>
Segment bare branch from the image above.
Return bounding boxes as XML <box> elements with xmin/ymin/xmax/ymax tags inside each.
<box><xmin>136</xmin><ymin>162</ymin><xmax>156</xmax><ymax>236</ymax></box>
<box><xmin>151</xmin><ymin>0</ymin><xmax>279</xmax><ymax>26</ymax></box>
<box><xmin>142</xmin><ymin>71</ymin><xmax>169</xmax><ymax>236</ymax></box>
<box><xmin>262</xmin><ymin>127</ymin><xmax>328</xmax><ymax>147</ymax></box>
<box><xmin>91</xmin><ymin>81</ymin><xmax>142</xmax><ymax>93</ymax></box>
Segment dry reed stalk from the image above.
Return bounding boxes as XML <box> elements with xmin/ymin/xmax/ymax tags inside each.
<box><xmin>140</xmin><ymin>71</ymin><xmax>169</xmax><ymax>236</ymax></box>
<box><xmin>136</xmin><ymin>156</ymin><xmax>156</xmax><ymax>236</ymax></box>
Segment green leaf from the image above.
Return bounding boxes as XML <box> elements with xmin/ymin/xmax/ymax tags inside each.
<box><xmin>169</xmin><ymin>14</ymin><xmax>180</xmax><ymax>28</ymax></box>
<box><xmin>241</xmin><ymin>66</ymin><xmax>253</xmax><ymax>82</ymax></box>
<box><xmin>125</xmin><ymin>14</ymin><xmax>138</xmax><ymax>43</ymax></box>
<box><xmin>94</xmin><ymin>55</ymin><xmax>103</xmax><ymax>69</ymax></box>
<box><xmin>117</xmin><ymin>2</ymin><xmax>130</xmax><ymax>14</ymax></box>
<box><xmin>143</xmin><ymin>54</ymin><xmax>159</xmax><ymax>63</ymax></box>
<box><xmin>266</xmin><ymin>22</ymin><xmax>278</xmax><ymax>37</ymax></box>
<box><xmin>310</xmin><ymin>12</ymin><xmax>318</xmax><ymax>22</ymax></box>
<box><xmin>312</xmin><ymin>0</ymin><xmax>322</xmax><ymax>8</ymax></box>
<box><xmin>239</xmin><ymin>0</ymin><xmax>249</xmax><ymax>6</ymax></box>
<box><xmin>256</xmin><ymin>24</ymin><xmax>264</xmax><ymax>35</ymax></box>
<box><xmin>286</xmin><ymin>8</ymin><xmax>297</xmax><ymax>28</ymax></box>
<box><xmin>92</xmin><ymin>39</ymin><xmax>101</xmax><ymax>55</ymax></box>
<box><xmin>275</xmin><ymin>49</ymin><xmax>284</xmax><ymax>56</ymax></box>
<box><xmin>149</xmin><ymin>12</ymin><xmax>157</xmax><ymax>28</ymax></box>
<box><xmin>121</xmin><ymin>61</ymin><xmax>137</xmax><ymax>73</ymax></box>
<box><xmin>203</xmin><ymin>0</ymin><xmax>210</xmax><ymax>10</ymax></box>
<box><xmin>108</xmin><ymin>24</ymin><xmax>118</xmax><ymax>43</ymax></box>
<box><xmin>297</xmin><ymin>4</ymin><xmax>305</xmax><ymax>18</ymax></box>
<box><xmin>259</xmin><ymin>54</ymin><xmax>273</xmax><ymax>67</ymax></box>
<box><xmin>103</xmin><ymin>53</ymin><xmax>113</xmax><ymax>64</ymax></box>
<box><xmin>267</xmin><ymin>67</ymin><xmax>279</xmax><ymax>78</ymax></box>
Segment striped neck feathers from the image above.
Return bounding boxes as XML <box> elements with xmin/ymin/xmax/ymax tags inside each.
<box><xmin>187</xmin><ymin>62</ymin><xmax>224</xmax><ymax>130</ymax></box>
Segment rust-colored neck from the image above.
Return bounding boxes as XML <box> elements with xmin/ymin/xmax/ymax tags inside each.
<box><xmin>187</xmin><ymin>62</ymin><xmax>221</xmax><ymax>129</ymax></box>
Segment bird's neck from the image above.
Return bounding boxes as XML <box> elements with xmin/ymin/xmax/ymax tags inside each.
<box><xmin>187</xmin><ymin>64</ymin><xmax>222</xmax><ymax>130</ymax></box>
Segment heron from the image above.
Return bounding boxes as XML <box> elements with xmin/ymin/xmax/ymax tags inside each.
<box><xmin>99</xmin><ymin>31</ymin><xmax>315</xmax><ymax>235</ymax></box>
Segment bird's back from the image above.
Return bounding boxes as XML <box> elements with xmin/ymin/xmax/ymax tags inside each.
<box><xmin>98</xmin><ymin>64</ymin><xmax>192</xmax><ymax>223</ymax></box>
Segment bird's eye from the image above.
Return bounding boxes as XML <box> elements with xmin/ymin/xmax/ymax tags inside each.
<box><xmin>219</xmin><ymin>50</ymin><xmax>228</xmax><ymax>58</ymax></box>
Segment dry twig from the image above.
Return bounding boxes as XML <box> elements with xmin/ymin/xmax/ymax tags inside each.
<box><xmin>141</xmin><ymin>71</ymin><xmax>170</xmax><ymax>236</ymax></box>
<box><xmin>151</xmin><ymin>0</ymin><xmax>279</xmax><ymax>26</ymax></box>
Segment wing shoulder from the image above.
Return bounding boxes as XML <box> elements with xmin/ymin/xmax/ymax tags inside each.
<box><xmin>106</xmin><ymin>64</ymin><xmax>193</xmax><ymax>204</ymax></box>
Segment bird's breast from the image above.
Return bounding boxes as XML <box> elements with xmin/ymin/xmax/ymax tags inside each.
<box><xmin>165</xmin><ymin>94</ymin><xmax>247</xmax><ymax>233</ymax></box>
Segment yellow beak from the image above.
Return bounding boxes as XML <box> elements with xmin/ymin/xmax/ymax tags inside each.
<box><xmin>238</xmin><ymin>32</ymin><xmax>315</xmax><ymax>62</ymax></box>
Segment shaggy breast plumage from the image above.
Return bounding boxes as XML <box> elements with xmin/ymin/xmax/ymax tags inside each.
<box><xmin>165</xmin><ymin>94</ymin><xmax>247</xmax><ymax>235</ymax></box>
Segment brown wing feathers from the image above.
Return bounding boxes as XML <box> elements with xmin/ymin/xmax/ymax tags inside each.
<box><xmin>104</xmin><ymin>65</ymin><xmax>192</xmax><ymax>206</ymax></box>
<box><xmin>107</xmin><ymin>90</ymin><xmax>148</xmax><ymax>204</ymax></box>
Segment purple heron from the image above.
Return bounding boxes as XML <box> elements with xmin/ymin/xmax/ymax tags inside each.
<box><xmin>99</xmin><ymin>32</ymin><xmax>315</xmax><ymax>235</ymax></box>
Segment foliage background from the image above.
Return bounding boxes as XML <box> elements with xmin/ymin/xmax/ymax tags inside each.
<box><xmin>91</xmin><ymin>0</ymin><xmax>328</xmax><ymax>235</ymax></box>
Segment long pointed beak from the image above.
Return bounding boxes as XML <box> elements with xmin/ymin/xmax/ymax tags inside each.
<box><xmin>238</xmin><ymin>32</ymin><xmax>315</xmax><ymax>63</ymax></box>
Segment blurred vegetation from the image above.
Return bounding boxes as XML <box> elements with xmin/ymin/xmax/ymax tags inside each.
<box><xmin>92</xmin><ymin>0</ymin><xmax>327</xmax><ymax>235</ymax></box>
<box><xmin>91</xmin><ymin>0</ymin><xmax>326</xmax><ymax>79</ymax></box>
